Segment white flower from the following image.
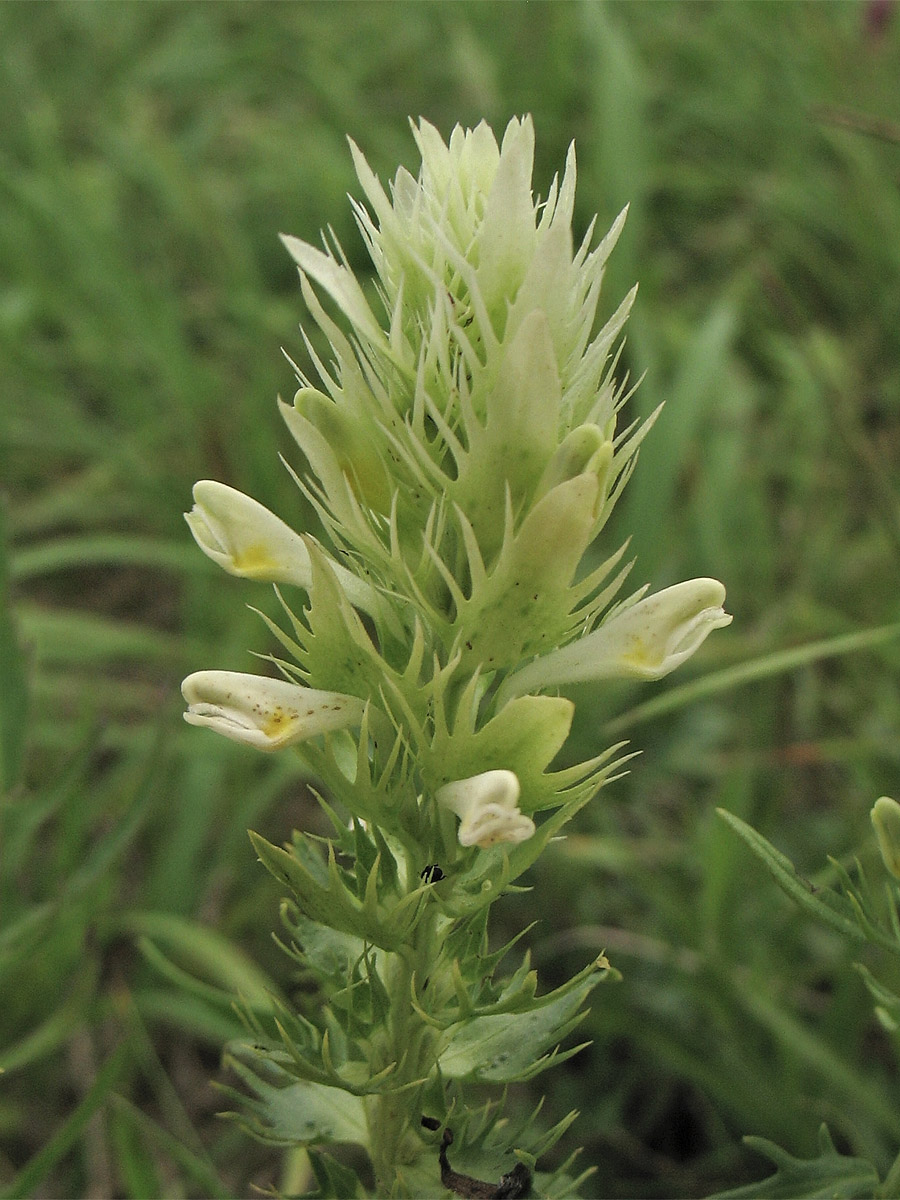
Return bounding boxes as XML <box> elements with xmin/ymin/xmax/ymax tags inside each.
<box><xmin>185</xmin><ymin>480</ymin><xmax>381</xmax><ymax>616</ymax></box>
<box><xmin>436</xmin><ymin>770</ymin><xmax>535</xmax><ymax>850</ymax></box>
<box><xmin>498</xmin><ymin>578</ymin><xmax>732</xmax><ymax>703</ymax></box>
<box><xmin>182</xmin><ymin>670</ymin><xmax>365</xmax><ymax>752</ymax></box>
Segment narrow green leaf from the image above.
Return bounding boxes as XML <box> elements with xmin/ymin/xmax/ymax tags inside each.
<box><xmin>0</xmin><ymin>498</ymin><xmax>29</xmax><ymax>790</ymax></box>
<box><xmin>117</xmin><ymin>910</ymin><xmax>280</xmax><ymax>1010</ymax></box>
<box><xmin>854</xmin><ymin>962</ymin><xmax>900</xmax><ymax>1014</ymax></box>
<box><xmin>716</xmin><ymin>809</ymin><xmax>867</xmax><ymax>943</ymax></box>
<box><xmin>109</xmin><ymin>1104</ymin><xmax>164</xmax><ymax>1200</ymax></box>
<box><xmin>733</xmin><ymin>979</ymin><xmax>900</xmax><ymax>1141</ymax></box>
<box><xmin>4</xmin><ymin>1045</ymin><xmax>128</xmax><ymax>1200</ymax></box>
<box><xmin>108</xmin><ymin>1096</ymin><xmax>232</xmax><ymax>1200</ymax></box>
<box><xmin>620</xmin><ymin>298</ymin><xmax>739</xmax><ymax>573</ymax></box>
<box><xmin>0</xmin><ymin>967</ymin><xmax>94</xmax><ymax>1074</ymax></box>
<box><xmin>10</xmin><ymin>534</ymin><xmax>201</xmax><ymax>580</ymax></box>
<box><xmin>133</xmin><ymin>987</ymin><xmax>246</xmax><ymax>1046</ymax></box>
<box><xmin>18</xmin><ymin>603</ymin><xmax>194</xmax><ymax>667</ymax></box>
<box><xmin>606</xmin><ymin>623</ymin><xmax>900</xmax><ymax>735</ymax></box>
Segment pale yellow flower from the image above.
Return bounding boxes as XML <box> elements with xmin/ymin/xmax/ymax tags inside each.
<box><xmin>182</xmin><ymin>670</ymin><xmax>364</xmax><ymax>752</ymax></box>
<box><xmin>436</xmin><ymin>770</ymin><xmax>535</xmax><ymax>849</ymax></box>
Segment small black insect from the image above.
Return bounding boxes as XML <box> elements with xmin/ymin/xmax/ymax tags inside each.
<box><xmin>420</xmin><ymin>863</ymin><xmax>445</xmax><ymax>884</ymax></box>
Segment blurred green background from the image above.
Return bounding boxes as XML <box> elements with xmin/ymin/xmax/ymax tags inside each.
<box><xmin>3</xmin><ymin>2</ymin><xmax>900</xmax><ymax>1196</ymax></box>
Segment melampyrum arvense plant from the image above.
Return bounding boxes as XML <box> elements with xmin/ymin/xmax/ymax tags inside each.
<box><xmin>182</xmin><ymin>117</ymin><xmax>731</xmax><ymax>1198</ymax></box>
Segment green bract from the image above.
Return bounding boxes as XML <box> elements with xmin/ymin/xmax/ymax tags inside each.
<box><xmin>181</xmin><ymin>116</ymin><xmax>731</xmax><ymax>1196</ymax></box>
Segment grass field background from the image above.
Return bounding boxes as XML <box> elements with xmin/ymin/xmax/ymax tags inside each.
<box><xmin>3</xmin><ymin>3</ymin><xmax>900</xmax><ymax>1196</ymax></box>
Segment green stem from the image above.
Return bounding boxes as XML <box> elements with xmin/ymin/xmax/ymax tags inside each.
<box><xmin>367</xmin><ymin>899</ymin><xmax>442</xmax><ymax>1195</ymax></box>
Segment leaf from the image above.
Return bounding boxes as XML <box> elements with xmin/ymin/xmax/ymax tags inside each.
<box><xmin>10</xmin><ymin>534</ymin><xmax>200</xmax><ymax>579</ymax></box>
<box><xmin>110</xmin><ymin>1102</ymin><xmax>164</xmax><ymax>1200</ymax></box>
<box><xmin>281</xmin><ymin>904</ymin><xmax>365</xmax><ymax>989</ymax></box>
<box><xmin>621</xmin><ymin>297</ymin><xmax>738</xmax><ymax>574</ymax></box>
<box><xmin>119</xmin><ymin>910</ymin><xmax>281</xmax><ymax>1011</ymax></box>
<box><xmin>716</xmin><ymin>809</ymin><xmax>867</xmax><ymax>943</ymax></box>
<box><xmin>222</xmin><ymin>1056</ymin><xmax>367</xmax><ymax>1148</ymax></box>
<box><xmin>108</xmin><ymin>1096</ymin><xmax>232</xmax><ymax>1200</ymax></box>
<box><xmin>250</xmin><ymin>830</ymin><xmax>417</xmax><ymax>952</ymax></box>
<box><xmin>855</xmin><ymin>962</ymin><xmax>900</xmax><ymax>1031</ymax></box>
<box><xmin>0</xmin><ymin>969</ymin><xmax>94</xmax><ymax>1075</ymax></box>
<box><xmin>438</xmin><ymin>956</ymin><xmax>610</xmax><ymax>1082</ymax></box>
<box><xmin>606</xmin><ymin>622</ymin><xmax>900</xmax><ymax>736</ymax></box>
<box><xmin>426</xmin><ymin>684</ymin><xmax>576</xmax><ymax>815</ymax></box>
<box><xmin>305</xmin><ymin>1149</ymin><xmax>368</xmax><ymax>1199</ymax></box>
<box><xmin>5</xmin><ymin>1046</ymin><xmax>128</xmax><ymax>1199</ymax></box>
<box><xmin>711</xmin><ymin>1124</ymin><xmax>880</xmax><ymax>1199</ymax></box>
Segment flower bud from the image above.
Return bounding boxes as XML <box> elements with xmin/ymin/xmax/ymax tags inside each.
<box><xmin>295</xmin><ymin>388</ymin><xmax>392</xmax><ymax>513</ymax></box>
<box><xmin>186</xmin><ymin>481</ymin><xmax>312</xmax><ymax>586</ymax></box>
<box><xmin>498</xmin><ymin>578</ymin><xmax>731</xmax><ymax>702</ymax></box>
<box><xmin>537</xmin><ymin>424</ymin><xmax>613</xmax><ymax>499</ymax></box>
<box><xmin>872</xmin><ymin>796</ymin><xmax>900</xmax><ymax>881</ymax></box>
<box><xmin>436</xmin><ymin>769</ymin><xmax>535</xmax><ymax>850</ymax></box>
<box><xmin>182</xmin><ymin>670</ymin><xmax>365</xmax><ymax>752</ymax></box>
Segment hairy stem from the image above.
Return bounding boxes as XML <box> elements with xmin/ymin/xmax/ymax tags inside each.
<box><xmin>368</xmin><ymin>901</ymin><xmax>442</xmax><ymax>1194</ymax></box>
